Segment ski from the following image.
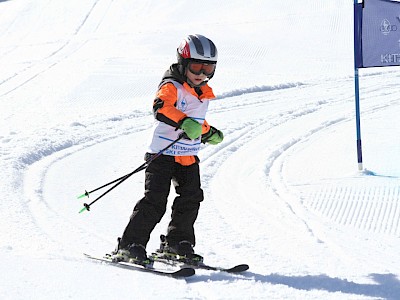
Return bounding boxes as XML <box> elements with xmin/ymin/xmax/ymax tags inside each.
<box><xmin>194</xmin><ymin>262</ymin><xmax>249</xmax><ymax>273</ymax></box>
<box><xmin>150</xmin><ymin>252</ymin><xmax>249</xmax><ymax>273</ymax></box>
<box><xmin>83</xmin><ymin>253</ymin><xmax>195</xmax><ymax>278</ymax></box>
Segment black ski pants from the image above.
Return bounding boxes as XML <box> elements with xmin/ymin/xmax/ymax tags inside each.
<box><xmin>119</xmin><ymin>154</ymin><xmax>204</xmax><ymax>249</ymax></box>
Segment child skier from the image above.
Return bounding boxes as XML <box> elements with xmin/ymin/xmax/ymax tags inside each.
<box><xmin>113</xmin><ymin>34</ymin><xmax>223</xmax><ymax>263</ymax></box>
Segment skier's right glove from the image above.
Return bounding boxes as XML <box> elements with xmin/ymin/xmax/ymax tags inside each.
<box><xmin>179</xmin><ymin>117</ymin><xmax>202</xmax><ymax>140</ymax></box>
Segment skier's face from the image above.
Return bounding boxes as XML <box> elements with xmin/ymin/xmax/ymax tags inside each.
<box><xmin>186</xmin><ymin>69</ymin><xmax>207</xmax><ymax>86</ymax></box>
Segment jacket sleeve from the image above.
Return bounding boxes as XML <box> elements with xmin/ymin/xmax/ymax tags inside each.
<box><xmin>153</xmin><ymin>83</ymin><xmax>187</xmax><ymax>128</ymax></box>
<box><xmin>202</xmin><ymin>120</ymin><xmax>211</xmax><ymax>134</ymax></box>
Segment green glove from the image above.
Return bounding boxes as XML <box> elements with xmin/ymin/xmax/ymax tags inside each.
<box><xmin>180</xmin><ymin>118</ymin><xmax>202</xmax><ymax>140</ymax></box>
<box><xmin>201</xmin><ymin>126</ymin><xmax>224</xmax><ymax>145</ymax></box>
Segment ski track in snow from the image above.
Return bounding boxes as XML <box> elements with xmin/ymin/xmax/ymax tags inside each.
<box><xmin>18</xmin><ymin>74</ymin><xmax>400</xmax><ymax>300</ymax></box>
<box><xmin>0</xmin><ymin>0</ymin><xmax>113</xmax><ymax>97</ymax></box>
<box><xmin>2</xmin><ymin>1</ymin><xmax>400</xmax><ymax>299</ymax></box>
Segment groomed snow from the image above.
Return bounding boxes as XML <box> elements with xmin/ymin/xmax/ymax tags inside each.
<box><xmin>0</xmin><ymin>1</ymin><xmax>399</xmax><ymax>299</ymax></box>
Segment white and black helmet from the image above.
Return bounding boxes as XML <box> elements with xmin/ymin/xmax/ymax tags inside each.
<box><xmin>177</xmin><ymin>34</ymin><xmax>218</xmax><ymax>78</ymax></box>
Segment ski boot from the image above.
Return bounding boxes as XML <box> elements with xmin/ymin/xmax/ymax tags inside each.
<box><xmin>157</xmin><ymin>235</ymin><xmax>203</xmax><ymax>264</ymax></box>
<box><xmin>111</xmin><ymin>238</ymin><xmax>152</xmax><ymax>266</ymax></box>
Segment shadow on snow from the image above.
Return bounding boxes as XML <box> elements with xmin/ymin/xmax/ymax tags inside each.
<box><xmin>188</xmin><ymin>271</ymin><xmax>400</xmax><ymax>300</ymax></box>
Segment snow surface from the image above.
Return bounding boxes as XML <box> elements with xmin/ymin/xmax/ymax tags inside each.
<box><xmin>1</xmin><ymin>0</ymin><xmax>400</xmax><ymax>299</ymax></box>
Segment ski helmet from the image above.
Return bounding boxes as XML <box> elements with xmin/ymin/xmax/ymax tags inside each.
<box><xmin>177</xmin><ymin>34</ymin><xmax>218</xmax><ymax>79</ymax></box>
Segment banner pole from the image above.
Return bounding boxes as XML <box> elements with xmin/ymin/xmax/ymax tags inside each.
<box><xmin>354</xmin><ymin>69</ymin><xmax>363</xmax><ymax>171</ymax></box>
<box><xmin>354</xmin><ymin>0</ymin><xmax>363</xmax><ymax>171</ymax></box>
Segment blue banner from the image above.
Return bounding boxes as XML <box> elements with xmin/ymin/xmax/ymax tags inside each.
<box><xmin>361</xmin><ymin>0</ymin><xmax>400</xmax><ymax>67</ymax></box>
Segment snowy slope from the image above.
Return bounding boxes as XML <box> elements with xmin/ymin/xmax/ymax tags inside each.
<box><xmin>1</xmin><ymin>1</ymin><xmax>400</xmax><ymax>299</ymax></box>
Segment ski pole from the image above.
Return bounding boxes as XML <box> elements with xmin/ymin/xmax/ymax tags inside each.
<box><xmin>78</xmin><ymin>133</ymin><xmax>185</xmax><ymax>213</ymax></box>
<box><xmin>77</xmin><ymin>173</ymin><xmax>136</xmax><ymax>200</ymax></box>
<box><xmin>76</xmin><ymin>136</ymin><xmax>184</xmax><ymax>200</ymax></box>
<box><xmin>77</xmin><ymin>133</ymin><xmax>187</xmax><ymax>199</ymax></box>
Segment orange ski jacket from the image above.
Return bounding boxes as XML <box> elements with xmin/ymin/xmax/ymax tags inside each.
<box><xmin>149</xmin><ymin>64</ymin><xmax>215</xmax><ymax>166</ymax></box>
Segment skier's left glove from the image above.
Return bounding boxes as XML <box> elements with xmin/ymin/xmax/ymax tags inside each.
<box><xmin>201</xmin><ymin>126</ymin><xmax>224</xmax><ymax>145</ymax></box>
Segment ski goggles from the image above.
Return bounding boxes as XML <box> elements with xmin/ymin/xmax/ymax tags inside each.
<box><xmin>188</xmin><ymin>62</ymin><xmax>216</xmax><ymax>76</ymax></box>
